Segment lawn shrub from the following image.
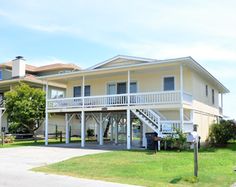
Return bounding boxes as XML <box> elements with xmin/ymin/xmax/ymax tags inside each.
<box><xmin>162</xmin><ymin>130</ymin><xmax>187</xmax><ymax>151</ymax></box>
<box><xmin>0</xmin><ymin>134</ymin><xmax>15</xmax><ymax>144</ymax></box>
<box><xmin>207</xmin><ymin>120</ymin><xmax>236</xmax><ymax>145</ymax></box>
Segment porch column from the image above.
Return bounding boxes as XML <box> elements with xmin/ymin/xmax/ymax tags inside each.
<box><xmin>81</xmin><ymin>111</ymin><xmax>85</xmax><ymax>147</ymax></box>
<box><xmin>96</xmin><ymin>122</ymin><xmax>100</xmax><ymax>143</ymax></box>
<box><xmin>82</xmin><ymin>75</ymin><xmax>85</xmax><ymax>107</ymax></box>
<box><xmin>110</xmin><ymin>118</ymin><xmax>113</xmax><ymax>142</ymax></box>
<box><xmin>99</xmin><ymin>113</ymin><xmax>103</xmax><ymax>145</ymax></box>
<box><xmin>114</xmin><ymin>118</ymin><xmax>118</xmax><ymax>144</ymax></box>
<box><xmin>142</xmin><ymin>123</ymin><xmax>147</xmax><ymax>148</ymax></box>
<box><xmin>45</xmin><ymin>82</ymin><xmax>49</xmax><ymax>146</ymax></box>
<box><xmin>180</xmin><ymin>64</ymin><xmax>184</xmax><ymax>129</ymax></box>
<box><xmin>127</xmin><ymin>70</ymin><xmax>130</xmax><ymax>106</ymax></box>
<box><xmin>127</xmin><ymin>109</ymin><xmax>131</xmax><ymax>150</ymax></box>
<box><xmin>65</xmin><ymin>113</ymin><xmax>69</xmax><ymax>144</ymax></box>
<box><xmin>221</xmin><ymin>93</ymin><xmax>223</xmax><ymax>113</ymax></box>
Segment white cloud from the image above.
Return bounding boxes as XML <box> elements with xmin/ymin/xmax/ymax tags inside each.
<box><xmin>1</xmin><ymin>0</ymin><xmax>236</xmax><ymax>118</ymax></box>
<box><xmin>28</xmin><ymin>56</ymin><xmax>76</xmax><ymax>67</ymax></box>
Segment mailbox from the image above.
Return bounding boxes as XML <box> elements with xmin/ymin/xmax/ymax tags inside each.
<box><xmin>187</xmin><ymin>131</ymin><xmax>198</xmax><ymax>143</ymax></box>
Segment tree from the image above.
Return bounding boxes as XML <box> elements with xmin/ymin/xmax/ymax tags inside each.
<box><xmin>207</xmin><ymin>120</ymin><xmax>236</xmax><ymax>145</ymax></box>
<box><xmin>5</xmin><ymin>83</ymin><xmax>46</xmax><ymax>139</ymax></box>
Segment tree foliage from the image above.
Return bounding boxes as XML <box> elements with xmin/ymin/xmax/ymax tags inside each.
<box><xmin>207</xmin><ymin>120</ymin><xmax>236</xmax><ymax>145</ymax></box>
<box><xmin>5</xmin><ymin>83</ymin><xmax>46</xmax><ymax>134</ymax></box>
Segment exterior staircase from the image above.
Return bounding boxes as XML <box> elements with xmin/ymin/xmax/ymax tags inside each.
<box><xmin>131</xmin><ymin>109</ymin><xmax>161</xmax><ymax>134</ymax></box>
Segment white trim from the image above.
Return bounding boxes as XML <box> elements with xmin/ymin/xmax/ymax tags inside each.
<box><xmin>88</xmin><ymin>55</ymin><xmax>156</xmax><ymax>70</ymax></box>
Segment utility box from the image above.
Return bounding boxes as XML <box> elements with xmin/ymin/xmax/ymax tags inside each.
<box><xmin>187</xmin><ymin>131</ymin><xmax>198</xmax><ymax>143</ymax></box>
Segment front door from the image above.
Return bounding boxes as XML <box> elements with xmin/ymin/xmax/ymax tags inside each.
<box><xmin>117</xmin><ymin>82</ymin><xmax>127</xmax><ymax>94</ymax></box>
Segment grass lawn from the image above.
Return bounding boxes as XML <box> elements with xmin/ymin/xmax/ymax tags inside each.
<box><xmin>0</xmin><ymin>137</ymin><xmax>81</xmax><ymax>148</ymax></box>
<box><xmin>34</xmin><ymin>142</ymin><xmax>236</xmax><ymax>187</ymax></box>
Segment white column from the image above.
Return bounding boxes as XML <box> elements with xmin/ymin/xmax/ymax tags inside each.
<box><xmin>81</xmin><ymin>111</ymin><xmax>85</xmax><ymax>147</ymax></box>
<box><xmin>221</xmin><ymin>93</ymin><xmax>223</xmax><ymax>112</ymax></box>
<box><xmin>65</xmin><ymin>113</ymin><xmax>69</xmax><ymax>144</ymax></box>
<box><xmin>82</xmin><ymin>76</ymin><xmax>85</xmax><ymax>107</ymax></box>
<box><xmin>110</xmin><ymin>118</ymin><xmax>113</xmax><ymax>142</ymax></box>
<box><xmin>96</xmin><ymin>122</ymin><xmax>100</xmax><ymax>143</ymax></box>
<box><xmin>127</xmin><ymin>70</ymin><xmax>130</xmax><ymax>106</ymax></box>
<box><xmin>99</xmin><ymin>113</ymin><xmax>103</xmax><ymax>145</ymax></box>
<box><xmin>142</xmin><ymin>123</ymin><xmax>147</xmax><ymax>148</ymax></box>
<box><xmin>114</xmin><ymin>119</ymin><xmax>118</xmax><ymax>144</ymax></box>
<box><xmin>180</xmin><ymin>64</ymin><xmax>184</xmax><ymax>130</ymax></box>
<box><xmin>127</xmin><ymin>109</ymin><xmax>131</xmax><ymax>150</ymax></box>
<box><xmin>45</xmin><ymin>82</ymin><xmax>49</xmax><ymax>146</ymax></box>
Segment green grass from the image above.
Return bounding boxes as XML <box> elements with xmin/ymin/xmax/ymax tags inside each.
<box><xmin>0</xmin><ymin>137</ymin><xmax>81</xmax><ymax>148</ymax></box>
<box><xmin>34</xmin><ymin>142</ymin><xmax>236</xmax><ymax>187</ymax></box>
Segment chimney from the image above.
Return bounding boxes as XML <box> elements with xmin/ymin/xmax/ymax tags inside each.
<box><xmin>12</xmin><ymin>56</ymin><xmax>26</xmax><ymax>78</ymax></box>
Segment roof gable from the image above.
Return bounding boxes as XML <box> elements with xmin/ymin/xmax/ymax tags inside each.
<box><xmin>88</xmin><ymin>55</ymin><xmax>156</xmax><ymax>70</ymax></box>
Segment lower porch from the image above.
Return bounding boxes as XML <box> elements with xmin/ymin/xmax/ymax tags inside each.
<box><xmin>44</xmin><ymin>108</ymin><xmax>193</xmax><ymax>150</ymax></box>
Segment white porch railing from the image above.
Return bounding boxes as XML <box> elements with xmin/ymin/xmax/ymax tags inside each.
<box><xmin>183</xmin><ymin>92</ymin><xmax>193</xmax><ymax>105</ymax></box>
<box><xmin>160</xmin><ymin>121</ymin><xmax>193</xmax><ymax>134</ymax></box>
<box><xmin>47</xmin><ymin>91</ymin><xmax>192</xmax><ymax>110</ymax></box>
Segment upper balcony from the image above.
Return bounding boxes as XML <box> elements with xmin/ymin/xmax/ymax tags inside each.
<box><xmin>47</xmin><ymin>90</ymin><xmax>192</xmax><ymax>111</ymax></box>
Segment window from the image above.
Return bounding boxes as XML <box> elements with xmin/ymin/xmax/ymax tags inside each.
<box><xmin>117</xmin><ymin>82</ymin><xmax>127</xmax><ymax>94</ymax></box>
<box><xmin>164</xmin><ymin>77</ymin><xmax>175</xmax><ymax>91</ymax></box>
<box><xmin>212</xmin><ymin>89</ymin><xmax>215</xmax><ymax>104</ymax></box>
<box><xmin>130</xmin><ymin>82</ymin><xmax>137</xmax><ymax>93</ymax></box>
<box><xmin>73</xmin><ymin>85</ymin><xmax>90</xmax><ymax>97</ymax></box>
<box><xmin>205</xmin><ymin>85</ymin><xmax>208</xmax><ymax>97</ymax></box>
<box><xmin>107</xmin><ymin>83</ymin><xmax>116</xmax><ymax>95</ymax></box>
<box><xmin>0</xmin><ymin>70</ymin><xmax>2</xmax><ymax>80</ymax></box>
<box><xmin>107</xmin><ymin>82</ymin><xmax>138</xmax><ymax>94</ymax></box>
<box><xmin>51</xmin><ymin>89</ymin><xmax>64</xmax><ymax>99</ymax></box>
<box><xmin>84</xmin><ymin>85</ymin><xmax>91</xmax><ymax>96</ymax></box>
<box><xmin>73</xmin><ymin>86</ymin><xmax>81</xmax><ymax>97</ymax></box>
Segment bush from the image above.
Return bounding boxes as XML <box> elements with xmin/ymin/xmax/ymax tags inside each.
<box><xmin>207</xmin><ymin>120</ymin><xmax>236</xmax><ymax>145</ymax></box>
<box><xmin>162</xmin><ymin>129</ymin><xmax>187</xmax><ymax>151</ymax></box>
<box><xmin>0</xmin><ymin>134</ymin><xmax>15</xmax><ymax>144</ymax></box>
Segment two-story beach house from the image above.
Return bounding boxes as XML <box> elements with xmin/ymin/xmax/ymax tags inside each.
<box><xmin>39</xmin><ymin>55</ymin><xmax>229</xmax><ymax>150</ymax></box>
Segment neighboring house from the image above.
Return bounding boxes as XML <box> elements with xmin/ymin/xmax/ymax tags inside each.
<box><xmin>0</xmin><ymin>56</ymin><xmax>80</xmax><ymax>133</ymax></box>
<box><xmin>39</xmin><ymin>55</ymin><xmax>229</xmax><ymax>150</ymax></box>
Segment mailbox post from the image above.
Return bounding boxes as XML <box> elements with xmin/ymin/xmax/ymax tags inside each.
<box><xmin>187</xmin><ymin>124</ymin><xmax>199</xmax><ymax>177</ymax></box>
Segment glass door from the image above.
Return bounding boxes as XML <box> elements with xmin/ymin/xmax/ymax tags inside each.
<box><xmin>117</xmin><ymin>82</ymin><xmax>127</xmax><ymax>94</ymax></box>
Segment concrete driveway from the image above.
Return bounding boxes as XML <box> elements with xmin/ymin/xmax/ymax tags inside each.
<box><xmin>0</xmin><ymin>146</ymin><xmax>140</xmax><ymax>187</ymax></box>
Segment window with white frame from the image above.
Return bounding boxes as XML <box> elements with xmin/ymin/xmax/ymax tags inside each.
<box><xmin>51</xmin><ymin>89</ymin><xmax>64</xmax><ymax>99</ymax></box>
<box><xmin>107</xmin><ymin>82</ymin><xmax>137</xmax><ymax>94</ymax></box>
<box><xmin>163</xmin><ymin>77</ymin><xmax>175</xmax><ymax>91</ymax></box>
<box><xmin>73</xmin><ymin>85</ymin><xmax>90</xmax><ymax>97</ymax></box>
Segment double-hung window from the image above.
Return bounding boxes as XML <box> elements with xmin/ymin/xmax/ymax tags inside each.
<box><xmin>164</xmin><ymin>77</ymin><xmax>175</xmax><ymax>91</ymax></box>
<box><xmin>73</xmin><ymin>85</ymin><xmax>90</xmax><ymax>97</ymax></box>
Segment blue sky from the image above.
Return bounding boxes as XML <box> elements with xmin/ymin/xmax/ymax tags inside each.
<box><xmin>0</xmin><ymin>0</ymin><xmax>236</xmax><ymax>118</ymax></box>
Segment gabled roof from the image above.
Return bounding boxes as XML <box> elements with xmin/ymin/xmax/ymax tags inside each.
<box><xmin>87</xmin><ymin>55</ymin><xmax>156</xmax><ymax>70</ymax></box>
<box><xmin>0</xmin><ymin>61</ymin><xmax>80</xmax><ymax>72</ymax></box>
<box><xmin>40</xmin><ymin>55</ymin><xmax>229</xmax><ymax>94</ymax></box>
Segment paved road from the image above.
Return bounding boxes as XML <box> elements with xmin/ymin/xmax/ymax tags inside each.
<box><xmin>0</xmin><ymin>146</ymin><xmax>140</xmax><ymax>187</ymax></box>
